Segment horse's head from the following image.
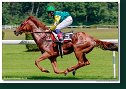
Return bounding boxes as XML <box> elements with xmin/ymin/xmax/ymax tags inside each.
<box><xmin>14</xmin><ymin>16</ymin><xmax>49</xmax><ymax>36</ymax></box>
<box><xmin>14</xmin><ymin>17</ymin><xmax>33</xmax><ymax>36</ymax></box>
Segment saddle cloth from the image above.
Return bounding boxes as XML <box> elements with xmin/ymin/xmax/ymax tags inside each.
<box><xmin>52</xmin><ymin>32</ymin><xmax>73</xmax><ymax>42</ymax></box>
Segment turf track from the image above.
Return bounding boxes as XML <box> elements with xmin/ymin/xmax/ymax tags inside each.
<box><xmin>2</xmin><ymin>28</ymin><xmax>119</xmax><ymax>80</ymax></box>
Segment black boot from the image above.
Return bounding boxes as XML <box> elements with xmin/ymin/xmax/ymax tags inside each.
<box><xmin>57</xmin><ymin>32</ymin><xmax>63</xmax><ymax>43</ymax></box>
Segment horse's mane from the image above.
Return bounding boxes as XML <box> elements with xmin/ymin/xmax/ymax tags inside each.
<box><xmin>27</xmin><ymin>16</ymin><xmax>49</xmax><ymax>30</ymax></box>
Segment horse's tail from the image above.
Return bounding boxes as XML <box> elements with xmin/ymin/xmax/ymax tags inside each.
<box><xmin>94</xmin><ymin>39</ymin><xmax>118</xmax><ymax>51</ymax></box>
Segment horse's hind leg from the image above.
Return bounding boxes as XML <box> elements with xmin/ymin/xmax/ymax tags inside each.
<box><xmin>65</xmin><ymin>51</ymin><xmax>84</xmax><ymax>73</ymax></box>
<box><xmin>35</xmin><ymin>52</ymin><xmax>51</xmax><ymax>73</ymax></box>
<box><xmin>64</xmin><ymin>44</ymin><xmax>93</xmax><ymax>74</ymax></box>
<box><xmin>83</xmin><ymin>54</ymin><xmax>90</xmax><ymax>65</ymax></box>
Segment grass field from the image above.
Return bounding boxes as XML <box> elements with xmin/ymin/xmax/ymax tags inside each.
<box><xmin>2</xmin><ymin>28</ymin><xmax>119</xmax><ymax>81</ymax></box>
<box><xmin>3</xmin><ymin>28</ymin><xmax>118</xmax><ymax>40</ymax></box>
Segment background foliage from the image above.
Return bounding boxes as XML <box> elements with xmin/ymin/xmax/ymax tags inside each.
<box><xmin>25</xmin><ymin>34</ymin><xmax>39</xmax><ymax>51</ymax></box>
<box><xmin>2</xmin><ymin>2</ymin><xmax>118</xmax><ymax>25</ymax></box>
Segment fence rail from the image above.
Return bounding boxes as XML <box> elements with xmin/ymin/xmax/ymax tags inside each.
<box><xmin>2</xmin><ymin>39</ymin><xmax>118</xmax><ymax>45</ymax></box>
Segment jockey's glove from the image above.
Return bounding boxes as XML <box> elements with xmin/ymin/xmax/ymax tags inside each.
<box><xmin>50</xmin><ymin>25</ymin><xmax>56</xmax><ymax>31</ymax></box>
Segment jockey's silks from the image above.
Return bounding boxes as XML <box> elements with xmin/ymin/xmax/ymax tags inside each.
<box><xmin>50</xmin><ymin>11</ymin><xmax>70</xmax><ymax>31</ymax></box>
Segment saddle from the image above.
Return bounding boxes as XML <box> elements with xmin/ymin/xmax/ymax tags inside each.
<box><xmin>51</xmin><ymin>31</ymin><xmax>73</xmax><ymax>58</ymax></box>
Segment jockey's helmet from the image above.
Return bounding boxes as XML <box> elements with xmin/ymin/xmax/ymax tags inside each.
<box><xmin>47</xmin><ymin>6</ymin><xmax>55</xmax><ymax>12</ymax></box>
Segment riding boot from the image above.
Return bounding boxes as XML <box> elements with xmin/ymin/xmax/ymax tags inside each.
<box><xmin>57</xmin><ymin>32</ymin><xmax>63</xmax><ymax>43</ymax></box>
<box><xmin>54</xmin><ymin>29</ymin><xmax>63</xmax><ymax>58</ymax></box>
<box><xmin>54</xmin><ymin>29</ymin><xmax>63</xmax><ymax>43</ymax></box>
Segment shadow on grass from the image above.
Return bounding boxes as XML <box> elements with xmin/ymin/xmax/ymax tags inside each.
<box><xmin>3</xmin><ymin>76</ymin><xmax>80</xmax><ymax>80</ymax></box>
<box><xmin>27</xmin><ymin>76</ymin><xmax>80</xmax><ymax>80</ymax></box>
<box><xmin>3</xmin><ymin>75</ymin><xmax>118</xmax><ymax>81</ymax></box>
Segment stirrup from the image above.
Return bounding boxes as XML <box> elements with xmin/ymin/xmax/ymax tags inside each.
<box><xmin>58</xmin><ymin>39</ymin><xmax>63</xmax><ymax>44</ymax></box>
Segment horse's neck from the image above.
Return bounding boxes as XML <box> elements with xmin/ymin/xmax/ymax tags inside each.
<box><xmin>32</xmin><ymin>27</ymin><xmax>46</xmax><ymax>43</ymax></box>
<box><xmin>29</xmin><ymin>20</ymin><xmax>51</xmax><ymax>49</ymax></box>
<box><xmin>27</xmin><ymin>20</ymin><xmax>43</xmax><ymax>42</ymax></box>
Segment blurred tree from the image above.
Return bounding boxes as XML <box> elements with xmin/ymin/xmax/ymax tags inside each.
<box><xmin>2</xmin><ymin>2</ymin><xmax>118</xmax><ymax>25</ymax></box>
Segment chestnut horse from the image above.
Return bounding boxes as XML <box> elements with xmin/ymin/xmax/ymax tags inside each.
<box><xmin>14</xmin><ymin>16</ymin><xmax>118</xmax><ymax>75</ymax></box>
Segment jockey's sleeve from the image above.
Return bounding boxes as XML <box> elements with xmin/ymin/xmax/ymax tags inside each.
<box><xmin>50</xmin><ymin>15</ymin><xmax>61</xmax><ymax>31</ymax></box>
<box><xmin>54</xmin><ymin>15</ymin><xmax>61</xmax><ymax>25</ymax></box>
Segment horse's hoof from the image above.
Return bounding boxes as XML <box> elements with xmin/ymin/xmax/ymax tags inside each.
<box><xmin>72</xmin><ymin>70</ymin><xmax>76</xmax><ymax>76</ymax></box>
<box><xmin>85</xmin><ymin>61</ymin><xmax>90</xmax><ymax>65</ymax></box>
<box><xmin>64</xmin><ymin>70</ymin><xmax>68</xmax><ymax>76</ymax></box>
<box><xmin>64</xmin><ymin>73</ymin><xmax>67</xmax><ymax>76</ymax></box>
<box><xmin>43</xmin><ymin>70</ymin><xmax>50</xmax><ymax>73</ymax></box>
<box><xmin>46</xmin><ymin>70</ymin><xmax>50</xmax><ymax>73</ymax></box>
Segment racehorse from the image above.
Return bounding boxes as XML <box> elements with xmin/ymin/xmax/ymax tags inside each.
<box><xmin>14</xmin><ymin>16</ymin><xmax>118</xmax><ymax>75</ymax></box>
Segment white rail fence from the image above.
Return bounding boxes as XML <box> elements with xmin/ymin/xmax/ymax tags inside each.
<box><xmin>2</xmin><ymin>25</ymin><xmax>85</xmax><ymax>29</ymax></box>
<box><xmin>2</xmin><ymin>25</ymin><xmax>118</xmax><ymax>30</ymax></box>
<box><xmin>2</xmin><ymin>39</ymin><xmax>118</xmax><ymax>78</ymax></box>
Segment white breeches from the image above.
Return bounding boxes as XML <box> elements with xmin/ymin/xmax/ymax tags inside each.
<box><xmin>56</xmin><ymin>16</ymin><xmax>73</xmax><ymax>30</ymax></box>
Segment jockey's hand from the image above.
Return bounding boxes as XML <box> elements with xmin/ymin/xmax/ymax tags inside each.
<box><xmin>45</xmin><ymin>29</ymin><xmax>51</xmax><ymax>32</ymax></box>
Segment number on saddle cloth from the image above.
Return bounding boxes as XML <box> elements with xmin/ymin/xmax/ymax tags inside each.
<box><xmin>63</xmin><ymin>32</ymin><xmax>73</xmax><ymax>41</ymax></box>
<box><xmin>52</xmin><ymin>31</ymin><xmax>73</xmax><ymax>42</ymax></box>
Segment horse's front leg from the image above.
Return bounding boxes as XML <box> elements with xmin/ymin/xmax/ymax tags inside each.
<box><xmin>49</xmin><ymin>57</ymin><xmax>65</xmax><ymax>74</ymax></box>
<box><xmin>35</xmin><ymin>52</ymin><xmax>51</xmax><ymax>73</ymax></box>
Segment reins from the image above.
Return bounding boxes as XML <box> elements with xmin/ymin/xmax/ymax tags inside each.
<box><xmin>24</xmin><ymin>31</ymin><xmax>52</xmax><ymax>34</ymax></box>
<box><xmin>24</xmin><ymin>31</ymin><xmax>55</xmax><ymax>42</ymax></box>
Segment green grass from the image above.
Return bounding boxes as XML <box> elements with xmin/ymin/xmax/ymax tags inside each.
<box><xmin>63</xmin><ymin>28</ymin><xmax>118</xmax><ymax>39</ymax></box>
<box><xmin>2</xmin><ymin>45</ymin><xmax>119</xmax><ymax>80</ymax></box>
<box><xmin>3</xmin><ymin>29</ymin><xmax>25</xmax><ymax>40</ymax></box>
<box><xmin>2</xmin><ymin>28</ymin><xmax>119</xmax><ymax>81</ymax></box>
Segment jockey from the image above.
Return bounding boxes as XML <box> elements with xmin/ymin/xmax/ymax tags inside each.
<box><xmin>47</xmin><ymin>6</ymin><xmax>73</xmax><ymax>43</ymax></box>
